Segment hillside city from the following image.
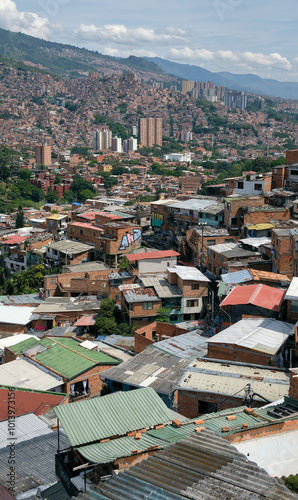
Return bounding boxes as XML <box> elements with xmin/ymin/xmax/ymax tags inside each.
<box><xmin>1</xmin><ymin>48</ymin><xmax>298</xmax><ymax>500</ymax></box>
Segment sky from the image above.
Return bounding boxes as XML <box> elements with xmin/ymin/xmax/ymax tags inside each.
<box><xmin>1</xmin><ymin>0</ymin><xmax>297</xmax><ymax>82</ymax></box>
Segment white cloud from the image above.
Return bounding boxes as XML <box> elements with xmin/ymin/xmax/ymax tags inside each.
<box><xmin>0</xmin><ymin>0</ymin><xmax>60</xmax><ymax>39</ymax></box>
<box><xmin>168</xmin><ymin>47</ymin><xmax>292</xmax><ymax>72</ymax></box>
<box><xmin>103</xmin><ymin>47</ymin><xmax>158</xmax><ymax>59</ymax></box>
<box><xmin>75</xmin><ymin>24</ymin><xmax>188</xmax><ymax>46</ymax></box>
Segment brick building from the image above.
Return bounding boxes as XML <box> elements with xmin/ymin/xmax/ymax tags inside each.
<box><xmin>44</xmin><ymin>267</ymin><xmax>136</xmax><ymax>305</ymax></box>
<box><xmin>220</xmin><ymin>283</ymin><xmax>286</xmax><ymax>325</ymax></box>
<box><xmin>67</xmin><ymin>221</ymin><xmax>103</xmax><ymax>245</ymax></box>
<box><xmin>96</xmin><ymin>222</ymin><xmax>142</xmax><ymax>266</ymax></box>
<box><xmin>5</xmin><ymin>336</ymin><xmax>120</xmax><ymax>399</ymax></box>
<box><xmin>134</xmin><ymin>321</ymin><xmax>190</xmax><ymax>353</ymax></box>
<box><xmin>271</xmin><ymin>228</ymin><xmax>293</xmax><ymax>277</ymax></box>
<box><xmin>185</xmin><ymin>226</ymin><xmax>237</xmax><ymax>267</ymax></box>
<box><xmin>207</xmin><ymin>242</ymin><xmax>270</xmax><ymax>277</ymax></box>
<box><xmin>177</xmin><ymin>359</ymin><xmax>290</xmax><ymax>418</ymax></box>
<box><xmin>207</xmin><ymin>318</ymin><xmax>292</xmax><ymax>366</ymax></box>
<box><xmin>45</xmin><ymin>239</ymin><xmax>96</xmax><ymax>267</ymax></box>
<box><xmin>121</xmin><ymin>285</ymin><xmax>162</xmax><ymax>325</ymax></box>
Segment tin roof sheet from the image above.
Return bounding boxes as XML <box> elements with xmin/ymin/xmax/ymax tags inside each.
<box><xmin>86</xmin><ymin>431</ymin><xmax>296</xmax><ymax>500</ymax></box>
<box><xmin>54</xmin><ymin>387</ymin><xmax>173</xmax><ymax>447</ymax></box>
<box><xmin>0</xmin><ymin>305</ymin><xmax>36</xmax><ymax>325</ymax></box>
<box><xmin>152</xmin><ymin>332</ymin><xmax>207</xmax><ymax>359</ymax></box>
<box><xmin>207</xmin><ymin>318</ymin><xmax>292</xmax><ymax>354</ymax></box>
<box><xmin>285</xmin><ymin>277</ymin><xmax>298</xmax><ymax>300</ymax></box>
<box><xmin>178</xmin><ymin>359</ymin><xmax>289</xmax><ymax>402</ymax></box>
<box><xmin>167</xmin><ymin>265</ymin><xmax>210</xmax><ymax>282</ymax></box>
<box><xmin>221</xmin><ymin>270</ymin><xmax>252</xmax><ymax>284</ymax></box>
<box><xmin>0</xmin><ymin>357</ymin><xmax>62</xmax><ymax>390</ymax></box>
<box><xmin>101</xmin><ymin>347</ymin><xmax>192</xmax><ymax>395</ymax></box>
<box><xmin>220</xmin><ymin>284</ymin><xmax>286</xmax><ymax>311</ymax></box>
<box><xmin>0</xmin><ymin>413</ymin><xmax>51</xmax><ymax>448</ymax></box>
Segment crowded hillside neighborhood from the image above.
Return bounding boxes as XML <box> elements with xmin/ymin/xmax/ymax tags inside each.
<box><xmin>3</xmin><ymin>69</ymin><xmax>298</xmax><ymax>498</ymax></box>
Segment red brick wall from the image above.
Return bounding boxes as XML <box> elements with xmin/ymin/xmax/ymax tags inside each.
<box><xmin>286</xmin><ymin>150</ymin><xmax>298</xmax><ymax>165</ymax></box>
<box><xmin>135</xmin><ymin>333</ymin><xmax>154</xmax><ymax>353</ymax></box>
<box><xmin>66</xmin><ymin>364</ymin><xmax>115</xmax><ymax>397</ymax></box>
<box><xmin>226</xmin><ymin>418</ymin><xmax>298</xmax><ymax>445</ymax></box>
<box><xmin>67</xmin><ymin>223</ymin><xmax>103</xmax><ymax>245</ymax></box>
<box><xmin>177</xmin><ymin>389</ymin><xmax>263</xmax><ymax>418</ymax></box>
<box><xmin>207</xmin><ymin>344</ymin><xmax>272</xmax><ymax>366</ymax></box>
<box><xmin>243</xmin><ymin>208</ymin><xmax>290</xmax><ymax>226</ymax></box>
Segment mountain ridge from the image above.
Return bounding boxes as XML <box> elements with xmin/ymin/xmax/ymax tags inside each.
<box><xmin>146</xmin><ymin>57</ymin><xmax>298</xmax><ymax>100</ymax></box>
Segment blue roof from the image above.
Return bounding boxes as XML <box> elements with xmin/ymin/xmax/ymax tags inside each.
<box><xmin>221</xmin><ymin>269</ymin><xmax>252</xmax><ymax>284</ymax></box>
<box><xmin>72</xmin><ymin>202</ymin><xmax>82</xmax><ymax>206</ymax></box>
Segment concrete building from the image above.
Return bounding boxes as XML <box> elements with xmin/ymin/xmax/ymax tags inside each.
<box><xmin>35</xmin><ymin>145</ymin><xmax>51</xmax><ymax>166</ymax></box>
<box><xmin>111</xmin><ymin>136</ymin><xmax>122</xmax><ymax>153</ymax></box>
<box><xmin>139</xmin><ymin>117</ymin><xmax>162</xmax><ymax>147</ymax></box>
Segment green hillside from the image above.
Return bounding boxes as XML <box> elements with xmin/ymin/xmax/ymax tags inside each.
<box><xmin>0</xmin><ymin>27</ymin><xmax>163</xmax><ymax>77</ymax></box>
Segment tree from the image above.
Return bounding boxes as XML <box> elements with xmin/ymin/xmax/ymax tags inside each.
<box><xmin>55</xmin><ymin>173</ymin><xmax>63</xmax><ymax>184</ymax></box>
<box><xmin>46</xmin><ymin>191</ymin><xmax>60</xmax><ymax>203</ymax></box>
<box><xmin>63</xmin><ymin>189</ymin><xmax>75</xmax><ymax>203</ymax></box>
<box><xmin>79</xmin><ymin>189</ymin><xmax>95</xmax><ymax>202</ymax></box>
<box><xmin>98</xmin><ymin>298</ymin><xmax>119</xmax><ymax>319</ymax></box>
<box><xmin>94</xmin><ymin>316</ymin><xmax>118</xmax><ymax>337</ymax></box>
<box><xmin>15</xmin><ymin>205</ymin><xmax>24</xmax><ymax>228</ymax></box>
<box><xmin>18</xmin><ymin>168</ymin><xmax>31</xmax><ymax>181</ymax></box>
<box><xmin>156</xmin><ymin>307</ymin><xmax>171</xmax><ymax>323</ymax></box>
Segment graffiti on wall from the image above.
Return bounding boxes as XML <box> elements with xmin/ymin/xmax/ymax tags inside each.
<box><xmin>119</xmin><ymin>228</ymin><xmax>142</xmax><ymax>251</ymax></box>
<box><xmin>151</xmin><ymin>213</ymin><xmax>164</xmax><ymax>228</ymax></box>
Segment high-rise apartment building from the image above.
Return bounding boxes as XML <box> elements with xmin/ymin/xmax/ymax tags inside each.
<box><xmin>111</xmin><ymin>136</ymin><xmax>123</xmax><ymax>153</ymax></box>
<box><xmin>123</xmin><ymin>137</ymin><xmax>138</xmax><ymax>153</ymax></box>
<box><xmin>224</xmin><ymin>91</ymin><xmax>247</xmax><ymax>110</ymax></box>
<box><xmin>93</xmin><ymin>129</ymin><xmax>102</xmax><ymax>151</ymax></box>
<box><xmin>139</xmin><ymin>117</ymin><xmax>162</xmax><ymax>147</ymax></box>
<box><xmin>102</xmin><ymin>129</ymin><xmax>112</xmax><ymax>150</ymax></box>
<box><xmin>181</xmin><ymin>80</ymin><xmax>195</xmax><ymax>95</ymax></box>
<box><xmin>35</xmin><ymin>145</ymin><xmax>51</xmax><ymax>166</ymax></box>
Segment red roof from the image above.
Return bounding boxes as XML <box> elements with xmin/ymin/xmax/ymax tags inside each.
<box><xmin>73</xmin><ymin>315</ymin><xmax>96</xmax><ymax>326</ymax></box>
<box><xmin>126</xmin><ymin>250</ymin><xmax>180</xmax><ymax>262</ymax></box>
<box><xmin>2</xmin><ymin>234</ymin><xmax>29</xmax><ymax>245</ymax></box>
<box><xmin>220</xmin><ymin>284</ymin><xmax>286</xmax><ymax>312</ymax></box>
<box><xmin>96</xmin><ymin>212</ymin><xmax>123</xmax><ymax>221</ymax></box>
<box><xmin>70</xmin><ymin>221</ymin><xmax>103</xmax><ymax>231</ymax></box>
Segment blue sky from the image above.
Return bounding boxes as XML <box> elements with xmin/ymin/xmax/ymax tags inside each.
<box><xmin>0</xmin><ymin>0</ymin><xmax>297</xmax><ymax>81</ymax></box>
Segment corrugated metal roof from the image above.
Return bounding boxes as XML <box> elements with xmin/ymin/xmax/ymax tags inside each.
<box><xmin>54</xmin><ymin>387</ymin><xmax>173</xmax><ymax>447</ymax></box>
<box><xmin>0</xmin><ymin>357</ymin><xmax>62</xmax><ymax>390</ymax></box>
<box><xmin>285</xmin><ymin>277</ymin><xmax>298</xmax><ymax>300</ymax></box>
<box><xmin>178</xmin><ymin>359</ymin><xmax>289</xmax><ymax>402</ymax></box>
<box><xmin>167</xmin><ymin>265</ymin><xmax>210</xmax><ymax>282</ymax></box>
<box><xmin>220</xmin><ymin>284</ymin><xmax>286</xmax><ymax>311</ymax></box>
<box><xmin>0</xmin><ymin>305</ymin><xmax>36</xmax><ymax>325</ymax></box>
<box><xmin>207</xmin><ymin>318</ymin><xmax>292</xmax><ymax>354</ymax></box>
<box><xmin>139</xmin><ymin>275</ymin><xmax>182</xmax><ymax>298</ymax></box>
<box><xmin>81</xmin><ymin>431</ymin><xmax>296</xmax><ymax>500</ymax></box>
<box><xmin>221</xmin><ymin>270</ymin><xmax>252</xmax><ymax>284</ymax></box>
<box><xmin>101</xmin><ymin>347</ymin><xmax>191</xmax><ymax>395</ymax></box>
<box><xmin>152</xmin><ymin>332</ymin><xmax>208</xmax><ymax>359</ymax></box>
<box><xmin>0</xmin><ymin>432</ymin><xmax>69</xmax><ymax>496</ymax></box>
<box><xmin>0</xmin><ymin>413</ymin><xmax>51</xmax><ymax>447</ymax></box>
<box><xmin>239</xmin><ymin>237</ymin><xmax>271</xmax><ymax>248</ymax></box>
<box><xmin>10</xmin><ymin>337</ymin><xmax>119</xmax><ymax>380</ymax></box>
<box><xmin>0</xmin><ymin>333</ymin><xmax>38</xmax><ymax>352</ymax></box>
<box><xmin>40</xmin><ymin>481</ymin><xmax>70</xmax><ymax>500</ymax></box>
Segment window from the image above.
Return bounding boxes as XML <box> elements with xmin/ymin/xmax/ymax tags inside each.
<box><xmin>183</xmin><ymin>314</ymin><xmax>191</xmax><ymax>320</ymax></box>
<box><xmin>80</xmin><ymin>229</ymin><xmax>84</xmax><ymax>235</ymax></box>
<box><xmin>170</xmin><ymin>314</ymin><xmax>178</xmax><ymax>322</ymax></box>
<box><xmin>207</xmin><ymin>239</ymin><xmax>215</xmax><ymax>246</ymax></box>
<box><xmin>225</xmin><ymin>238</ymin><xmax>233</xmax><ymax>243</ymax></box>
<box><xmin>191</xmin><ymin>283</ymin><xmax>200</xmax><ymax>290</ymax></box>
<box><xmin>237</xmin><ymin>181</ymin><xmax>244</xmax><ymax>189</ymax></box>
<box><xmin>254</xmin><ymin>183</ymin><xmax>262</xmax><ymax>191</ymax></box>
<box><xmin>198</xmin><ymin>400</ymin><xmax>217</xmax><ymax>414</ymax></box>
<box><xmin>291</xmin><ymin>170</ymin><xmax>298</xmax><ymax>176</ymax></box>
<box><xmin>163</xmin><ymin>206</ymin><xmax>168</xmax><ymax>212</ymax></box>
<box><xmin>115</xmin><ymin>294</ymin><xmax>120</xmax><ymax>301</ymax></box>
<box><xmin>231</xmin><ymin>217</ymin><xmax>238</xmax><ymax>225</ymax></box>
<box><xmin>291</xmin><ymin>300</ymin><xmax>298</xmax><ymax>313</ymax></box>
<box><xmin>71</xmin><ymin>379</ymin><xmax>89</xmax><ymax>399</ymax></box>
<box><xmin>50</xmin><ymin>279</ymin><xmax>56</xmax><ymax>284</ymax></box>
<box><xmin>143</xmin><ymin>302</ymin><xmax>153</xmax><ymax>310</ymax></box>
<box><xmin>186</xmin><ymin>299</ymin><xmax>198</xmax><ymax>308</ymax></box>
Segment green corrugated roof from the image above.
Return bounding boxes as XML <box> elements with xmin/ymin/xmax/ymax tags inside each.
<box><xmin>54</xmin><ymin>387</ymin><xmax>173</xmax><ymax>447</ymax></box>
<box><xmin>9</xmin><ymin>337</ymin><xmax>119</xmax><ymax>379</ymax></box>
<box><xmin>9</xmin><ymin>337</ymin><xmax>53</xmax><ymax>356</ymax></box>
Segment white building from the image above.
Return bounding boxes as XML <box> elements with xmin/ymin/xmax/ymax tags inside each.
<box><xmin>164</xmin><ymin>152</ymin><xmax>192</xmax><ymax>163</ymax></box>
